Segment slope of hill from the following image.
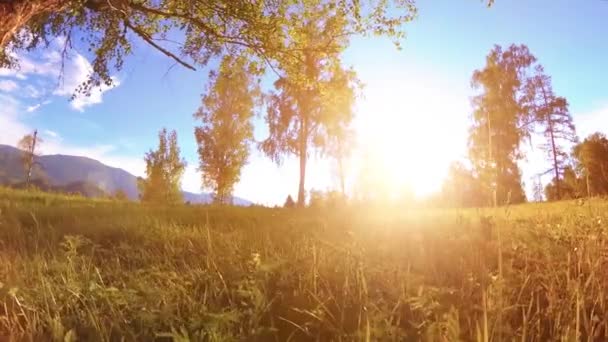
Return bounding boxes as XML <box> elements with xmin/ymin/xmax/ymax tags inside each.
<box><xmin>0</xmin><ymin>144</ymin><xmax>251</xmax><ymax>205</ymax></box>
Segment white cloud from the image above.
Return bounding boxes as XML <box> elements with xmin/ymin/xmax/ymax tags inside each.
<box><xmin>0</xmin><ymin>53</ymin><xmax>59</xmax><ymax>80</ymax></box>
<box><xmin>0</xmin><ymin>80</ymin><xmax>19</xmax><ymax>92</ymax></box>
<box><xmin>43</xmin><ymin>129</ymin><xmax>59</xmax><ymax>139</ymax></box>
<box><xmin>0</xmin><ymin>47</ymin><xmax>119</xmax><ymax>111</ymax></box>
<box><xmin>25</xmin><ymin>99</ymin><xmax>50</xmax><ymax>112</ymax></box>
<box><xmin>52</xmin><ymin>54</ymin><xmax>120</xmax><ymax>111</ymax></box>
<box><xmin>71</xmin><ymin>77</ymin><xmax>121</xmax><ymax>112</ymax></box>
<box><xmin>25</xmin><ymin>103</ymin><xmax>41</xmax><ymax>112</ymax></box>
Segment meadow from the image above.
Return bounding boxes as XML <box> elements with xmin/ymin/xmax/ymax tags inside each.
<box><xmin>1</xmin><ymin>187</ymin><xmax>608</xmax><ymax>341</ymax></box>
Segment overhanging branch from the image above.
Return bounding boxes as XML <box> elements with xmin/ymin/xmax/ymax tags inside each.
<box><xmin>123</xmin><ymin>20</ymin><xmax>196</xmax><ymax>71</ymax></box>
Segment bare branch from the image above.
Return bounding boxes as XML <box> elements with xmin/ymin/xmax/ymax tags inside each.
<box><xmin>123</xmin><ymin>20</ymin><xmax>196</xmax><ymax>71</ymax></box>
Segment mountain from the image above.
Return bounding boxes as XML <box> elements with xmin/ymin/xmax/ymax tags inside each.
<box><xmin>0</xmin><ymin>144</ymin><xmax>252</xmax><ymax>205</ymax></box>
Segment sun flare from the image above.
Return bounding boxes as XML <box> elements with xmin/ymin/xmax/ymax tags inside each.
<box><xmin>353</xmin><ymin>78</ymin><xmax>469</xmax><ymax>198</ymax></box>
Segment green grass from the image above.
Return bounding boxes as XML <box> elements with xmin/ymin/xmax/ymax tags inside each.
<box><xmin>1</xmin><ymin>186</ymin><xmax>608</xmax><ymax>341</ymax></box>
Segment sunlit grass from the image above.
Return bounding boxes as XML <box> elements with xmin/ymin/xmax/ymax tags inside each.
<box><xmin>1</xmin><ymin>187</ymin><xmax>607</xmax><ymax>340</ymax></box>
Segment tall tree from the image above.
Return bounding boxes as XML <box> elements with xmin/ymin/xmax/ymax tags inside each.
<box><xmin>17</xmin><ymin>130</ymin><xmax>42</xmax><ymax>188</ymax></box>
<box><xmin>260</xmin><ymin>3</ymin><xmax>358</xmax><ymax>206</ymax></box>
<box><xmin>1</xmin><ymin>0</ymin><xmax>415</xmax><ymax>96</ymax></box>
<box><xmin>572</xmin><ymin>132</ymin><xmax>608</xmax><ymax>197</ymax></box>
<box><xmin>138</xmin><ymin>128</ymin><xmax>186</xmax><ymax>204</ymax></box>
<box><xmin>468</xmin><ymin>44</ymin><xmax>538</xmax><ymax>206</ymax></box>
<box><xmin>194</xmin><ymin>55</ymin><xmax>259</xmax><ymax>204</ymax></box>
<box><xmin>527</xmin><ymin>66</ymin><xmax>577</xmax><ymax>200</ymax></box>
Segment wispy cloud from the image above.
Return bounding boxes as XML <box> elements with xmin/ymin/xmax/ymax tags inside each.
<box><xmin>25</xmin><ymin>100</ymin><xmax>51</xmax><ymax>112</ymax></box>
<box><xmin>0</xmin><ymin>80</ymin><xmax>18</xmax><ymax>92</ymax></box>
<box><xmin>25</xmin><ymin>104</ymin><xmax>41</xmax><ymax>112</ymax></box>
<box><xmin>0</xmin><ymin>42</ymin><xmax>120</xmax><ymax>111</ymax></box>
<box><xmin>43</xmin><ymin>129</ymin><xmax>60</xmax><ymax>139</ymax></box>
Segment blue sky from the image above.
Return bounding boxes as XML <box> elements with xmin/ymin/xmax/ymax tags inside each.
<box><xmin>1</xmin><ymin>0</ymin><xmax>607</xmax><ymax>205</ymax></box>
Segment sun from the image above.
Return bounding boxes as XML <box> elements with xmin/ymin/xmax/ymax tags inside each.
<box><xmin>352</xmin><ymin>78</ymin><xmax>469</xmax><ymax>199</ymax></box>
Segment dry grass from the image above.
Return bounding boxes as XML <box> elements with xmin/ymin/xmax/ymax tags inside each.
<box><xmin>1</xmin><ymin>187</ymin><xmax>607</xmax><ymax>341</ymax></box>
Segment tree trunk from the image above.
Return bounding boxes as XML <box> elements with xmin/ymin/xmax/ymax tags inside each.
<box><xmin>540</xmin><ymin>86</ymin><xmax>561</xmax><ymax>200</ymax></box>
<box><xmin>548</xmin><ymin>119</ymin><xmax>560</xmax><ymax>199</ymax></box>
<box><xmin>487</xmin><ymin>111</ymin><xmax>496</xmax><ymax>207</ymax></box>
<box><xmin>337</xmin><ymin>139</ymin><xmax>346</xmax><ymax>197</ymax></box>
<box><xmin>297</xmin><ymin>118</ymin><xmax>307</xmax><ymax>207</ymax></box>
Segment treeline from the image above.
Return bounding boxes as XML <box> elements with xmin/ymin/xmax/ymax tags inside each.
<box><xmin>440</xmin><ymin>132</ymin><xmax>608</xmax><ymax>207</ymax></box>
<box><xmin>118</xmin><ymin>43</ymin><xmax>608</xmax><ymax>209</ymax></box>
<box><xmin>440</xmin><ymin>45</ymin><xmax>602</xmax><ymax>207</ymax></box>
<box><xmin>6</xmin><ymin>4</ymin><xmax>600</xmax><ymax>208</ymax></box>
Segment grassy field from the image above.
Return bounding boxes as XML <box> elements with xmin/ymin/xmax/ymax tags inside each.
<box><xmin>1</xmin><ymin>187</ymin><xmax>608</xmax><ymax>341</ymax></box>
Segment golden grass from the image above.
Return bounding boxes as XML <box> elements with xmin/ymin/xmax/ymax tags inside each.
<box><xmin>1</xmin><ymin>187</ymin><xmax>607</xmax><ymax>341</ymax></box>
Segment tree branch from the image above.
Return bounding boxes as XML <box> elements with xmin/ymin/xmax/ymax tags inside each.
<box><xmin>123</xmin><ymin>20</ymin><xmax>196</xmax><ymax>71</ymax></box>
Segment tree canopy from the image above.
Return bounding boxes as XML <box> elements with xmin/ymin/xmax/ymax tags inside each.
<box><xmin>194</xmin><ymin>55</ymin><xmax>259</xmax><ymax>204</ymax></box>
<box><xmin>138</xmin><ymin>128</ymin><xmax>186</xmax><ymax>204</ymax></box>
<box><xmin>572</xmin><ymin>132</ymin><xmax>608</xmax><ymax>197</ymax></box>
<box><xmin>17</xmin><ymin>130</ymin><xmax>43</xmax><ymax>188</ymax></box>
<box><xmin>1</xmin><ymin>0</ymin><xmax>416</xmax><ymax>96</ymax></box>
<box><xmin>468</xmin><ymin>44</ymin><xmax>542</xmax><ymax>206</ymax></box>
<box><xmin>260</xmin><ymin>2</ymin><xmax>359</xmax><ymax>206</ymax></box>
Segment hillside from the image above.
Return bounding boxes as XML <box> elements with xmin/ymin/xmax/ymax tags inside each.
<box><xmin>0</xmin><ymin>144</ymin><xmax>251</xmax><ymax>205</ymax></box>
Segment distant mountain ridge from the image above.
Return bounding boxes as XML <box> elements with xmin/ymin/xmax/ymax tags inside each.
<box><xmin>0</xmin><ymin>144</ymin><xmax>252</xmax><ymax>205</ymax></box>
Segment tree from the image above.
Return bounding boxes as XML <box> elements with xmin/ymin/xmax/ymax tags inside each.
<box><xmin>527</xmin><ymin>66</ymin><xmax>577</xmax><ymax>200</ymax></box>
<box><xmin>138</xmin><ymin>128</ymin><xmax>186</xmax><ymax>204</ymax></box>
<box><xmin>468</xmin><ymin>44</ymin><xmax>539</xmax><ymax>206</ymax></box>
<box><xmin>544</xmin><ymin>166</ymin><xmax>582</xmax><ymax>201</ymax></box>
<box><xmin>194</xmin><ymin>55</ymin><xmax>259</xmax><ymax>204</ymax></box>
<box><xmin>283</xmin><ymin>195</ymin><xmax>295</xmax><ymax>208</ymax></box>
<box><xmin>572</xmin><ymin>132</ymin><xmax>608</xmax><ymax>197</ymax></box>
<box><xmin>260</xmin><ymin>3</ymin><xmax>359</xmax><ymax>206</ymax></box>
<box><xmin>17</xmin><ymin>130</ymin><xmax>42</xmax><ymax>188</ymax></box>
<box><xmin>1</xmin><ymin>0</ymin><xmax>416</xmax><ymax>97</ymax></box>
